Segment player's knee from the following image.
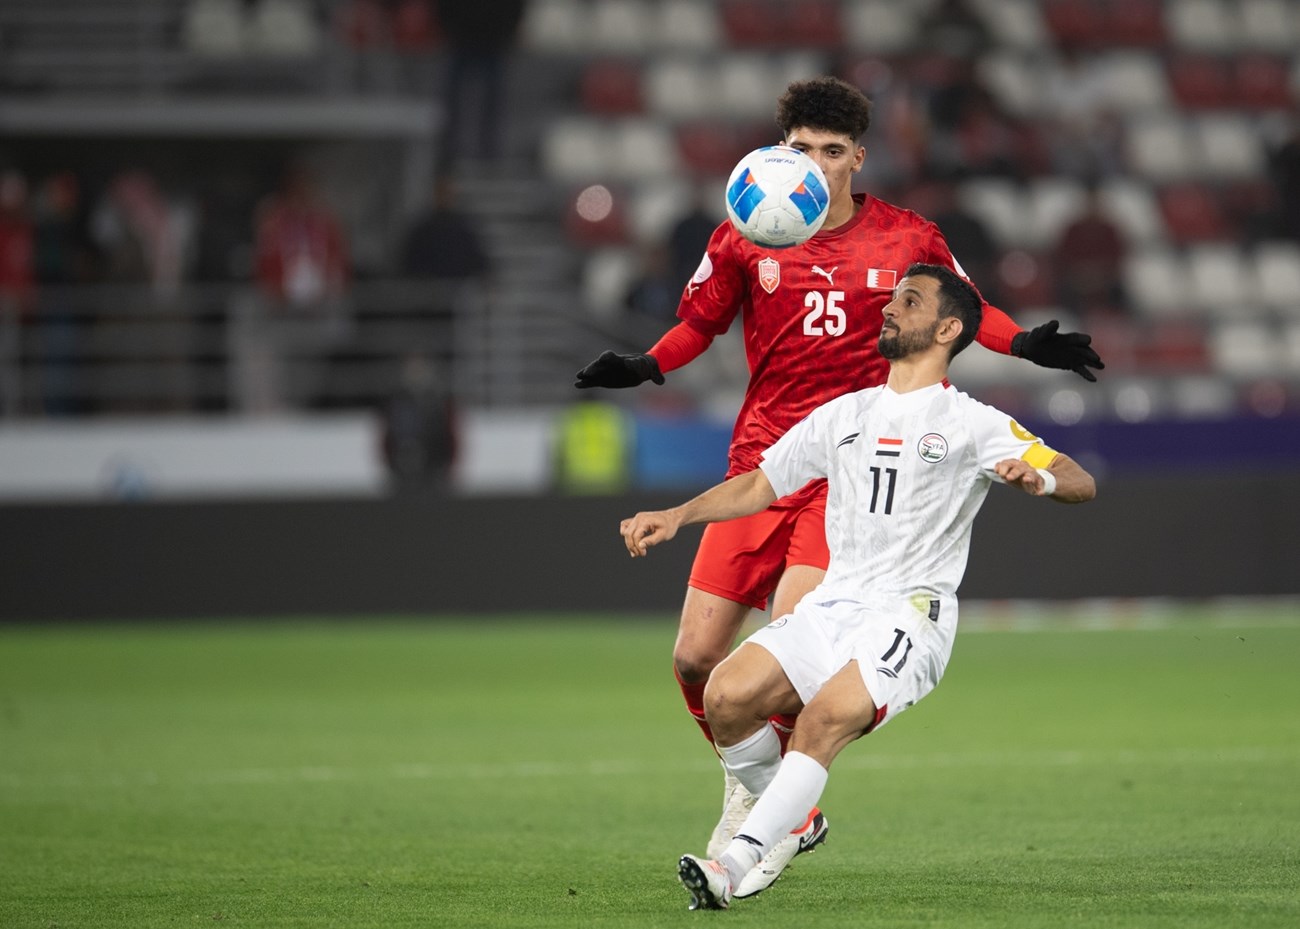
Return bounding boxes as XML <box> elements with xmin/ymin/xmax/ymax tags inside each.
<box><xmin>701</xmin><ymin>668</ymin><xmax>754</xmax><ymax>730</ymax></box>
<box><xmin>672</xmin><ymin>646</ymin><xmax>724</xmax><ymax>684</ymax></box>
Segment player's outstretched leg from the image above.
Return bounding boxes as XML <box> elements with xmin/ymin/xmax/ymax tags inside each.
<box><xmin>678</xmin><ymin>854</ymin><xmax>733</xmax><ymax>911</ymax></box>
<box><xmin>706</xmin><ymin>769</ymin><xmax>756</xmax><ymax>858</ymax></box>
<box><xmin>734</xmin><ymin>808</ymin><xmax>829</xmax><ymax>898</ymax></box>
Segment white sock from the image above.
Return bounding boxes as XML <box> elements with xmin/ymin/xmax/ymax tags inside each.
<box><xmin>716</xmin><ymin>723</ymin><xmax>781</xmax><ymax>798</ymax></box>
<box><xmin>723</xmin><ymin>751</ymin><xmax>829</xmax><ymax>866</ymax></box>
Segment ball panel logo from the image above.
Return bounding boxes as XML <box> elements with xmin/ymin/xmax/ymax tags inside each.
<box><xmin>918</xmin><ymin>433</ymin><xmax>948</xmax><ymax>463</ymax></box>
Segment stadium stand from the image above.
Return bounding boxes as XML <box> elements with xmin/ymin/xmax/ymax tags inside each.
<box><xmin>0</xmin><ymin>0</ymin><xmax>1297</xmax><ymax>424</ymax></box>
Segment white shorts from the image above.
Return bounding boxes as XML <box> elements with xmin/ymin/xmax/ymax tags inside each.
<box><xmin>745</xmin><ymin>594</ymin><xmax>958</xmax><ymax>733</ymax></box>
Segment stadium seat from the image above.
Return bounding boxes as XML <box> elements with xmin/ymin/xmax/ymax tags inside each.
<box><xmin>590</xmin><ymin>0</ymin><xmax>652</xmax><ymax>54</ymax></box>
<box><xmin>183</xmin><ymin>0</ymin><xmax>245</xmax><ymax>57</ymax></box>
<box><xmin>1158</xmin><ymin>183</ymin><xmax>1231</xmax><ymax>243</ymax></box>
<box><xmin>1168</xmin><ymin>54</ymin><xmax>1233</xmax><ymax>109</ymax></box>
<box><xmin>716</xmin><ymin>55</ymin><xmax>784</xmax><ymax>120</ymax></box>
<box><xmin>1169</xmin><ymin>375</ymin><xmax>1236</xmax><ymax>416</ymax></box>
<box><xmin>659</xmin><ymin>0</ymin><xmax>723</xmax><ymax>51</ymax></box>
<box><xmin>520</xmin><ymin>0</ymin><xmax>589</xmax><ymax>52</ymax></box>
<box><xmin>1097</xmin><ymin>52</ymin><xmax>1171</xmax><ymax>113</ymax></box>
<box><xmin>1194</xmin><ymin>114</ymin><xmax>1266</xmax><ymax>178</ymax></box>
<box><xmin>1042</xmin><ymin>0</ymin><xmax>1104</xmax><ymax>47</ymax></box>
<box><xmin>541</xmin><ymin>118</ymin><xmax>612</xmax><ymax>180</ymax></box>
<box><xmin>1133</xmin><ymin>321</ymin><xmax>1210</xmax><ymax>373</ymax></box>
<box><xmin>1123</xmin><ymin>248</ymin><xmax>1192</xmax><ymax>318</ymax></box>
<box><xmin>1126</xmin><ymin>116</ymin><xmax>1198</xmax><ymax>181</ymax></box>
<box><xmin>580</xmin><ymin>60</ymin><xmax>645</xmax><ymax>115</ymax></box>
<box><xmin>956</xmin><ymin>178</ymin><xmax>1029</xmax><ymax>249</ymax></box>
<box><xmin>612</xmin><ymin>119</ymin><xmax>681</xmax><ymax>179</ymax></box>
<box><xmin>1099</xmin><ymin>177</ymin><xmax>1165</xmax><ymax>246</ymax></box>
<box><xmin>970</xmin><ymin>0</ymin><xmax>1049</xmax><ymax>50</ymax></box>
<box><xmin>784</xmin><ymin>0</ymin><xmax>843</xmax><ymax>49</ymax></box>
<box><xmin>644</xmin><ymin>58</ymin><xmax>715</xmax><ymax>120</ymax></box>
<box><xmin>675</xmin><ymin>122</ymin><xmax>743</xmax><ymax>176</ymax></box>
<box><xmin>1210</xmin><ymin>322</ymin><xmax>1281</xmax><ymax>377</ymax></box>
<box><xmin>842</xmin><ymin>0</ymin><xmax>919</xmax><ymax>52</ymax></box>
<box><xmin>1284</xmin><ymin>323</ymin><xmax>1300</xmax><ymax>375</ymax></box>
<box><xmin>1238</xmin><ymin>0</ymin><xmax>1298</xmax><ymax>52</ymax></box>
<box><xmin>1232</xmin><ymin>54</ymin><xmax>1293</xmax><ymax>109</ymax></box>
<box><xmin>1185</xmin><ymin>244</ymin><xmax>1257</xmax><ymax>315</ymax></box>
<box><xmin>1107</xmin><ymin>0</ymin><xmax>1165</xmax><ymax>46</ymax></box>
<box><xmin>581</xmin><ymin>246</ymin><xmax>638</xmax><ymax>315</ymax></box>
<box><xmin>1027</xmin><ymin>177</ymin><xmax>1086</xmax><ymax>248</ymax></box>
<box><xmin>629</xmin><ymin>179</ymin><xmax>696</xmax><ymax>244</ymax></box>
<box><xmin>247</xmin><ymin>0</ymin><xmax>322</xmax><ymax>57</ymax></box>
<box><xmin>1166</xmin><ymin>0</ymin><xmax>1241</xmax><ymax>51</ymax></box>
<box><xmin>978</xmin><ymin>51</ymin><xmax>1048</xmax><ymax>117</ymax></box>
<box><xmin>1252</xmin><ymin>242</ymin><xmax>1300</xmax><ymax>314</ymax></box>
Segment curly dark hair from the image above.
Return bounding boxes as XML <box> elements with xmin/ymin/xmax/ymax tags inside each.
<box><xmin>775</xmin><ymin>76</ymin><xmax>873</xmax><ymax>141</ymax></box>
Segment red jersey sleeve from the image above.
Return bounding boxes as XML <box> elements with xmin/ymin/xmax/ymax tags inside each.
<box><xmin>675</xmin><ymin>221</ymin><xmax>749</xmax><ymax>338</ymax></box>
<box><xmin>922</xmin><ymin>222</ymin><xmax>1022</xmax><ymax>356</ymax></box>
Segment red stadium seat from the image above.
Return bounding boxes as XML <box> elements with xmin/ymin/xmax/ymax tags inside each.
<box><xmin>1158</xmin><ymin>183</ymin><xmax>1231</xmax><ymax>243</ymax></box>
<box><xmin>1044</xmin><ymin>0</ymin><xmax>1104</xmax><ymax>47</ymax></box>
<box><xmin>1232</xmin><ymin>54</ymin><xmax>1292</xmax><ymax>110</ymax></box>
<box><xmin>1168</xmin><ymin>54</ymin><xmax>1232</xmax><ymax>109</ymax></box>
<box><xmin>580</xmin><ymin>60</ymin><xmax>645</xmax><ymax>115</ymax></box>
<box><xmin>1106</xmin><ymin>0</ymin><xmax>1164</xmax><ymax>46</ymax></box>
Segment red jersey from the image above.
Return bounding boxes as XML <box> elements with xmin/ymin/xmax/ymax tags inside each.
<box><xmin>671</xmin><ymin>193</ymin><xmax>1020</xmax><ymax>479</ymax></box>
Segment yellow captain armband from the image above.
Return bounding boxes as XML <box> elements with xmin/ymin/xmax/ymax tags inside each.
<box><xmin>1020</xmin><ymin>442</ymin><xmax>1058</xmax><ymax>470</ymax></box>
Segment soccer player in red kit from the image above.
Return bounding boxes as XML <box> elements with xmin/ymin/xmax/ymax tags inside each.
<box><xmin>575</xmin><ymin>76</ymin><xmax>1103</xmax><ymax>893</ymax></box>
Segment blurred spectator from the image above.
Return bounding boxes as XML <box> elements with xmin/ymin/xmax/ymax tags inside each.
<box><xmin>254</xmin><ymin>162</ymin><xmax>350</xmax><ymax>306</ymax></box>
<box><xmin>1269</xmin><ymin>118</ymin><xmax>1300</xmax><ymax>242</ymax></box>
<box><xmin>912</xmin><ymin>179</ymin><xmax>1002</xmax><ymax>307</ymax></box>
<box><xmin>666</xmin><ymin>189</ymin><xmax>717</xmax><ymax>292</ymax></box>
<box><xmin>400</xmin><ymin>174</ymin><xmax>491</xmax><ymax>283</ymax></box>
<box><xmin>90</xmin><ymin>169</ymin><xmax>195</xmax><ymax>294</ymax></box>
<box><xmin>380</xmin><ymin>353</ymin><xmax>458</xmax><ymax>492</ymax></box>
<box><xmin>0</xmin><ymin>170</ymin><xmax>35</xmax><ymax>417</ymax></box>
<box><xmin>237</xmin><ymin>162</ymin><xmax>352</xmax><ymax>412</ymax></box>
<box><xmin>0</xmin><ymin>170</ymin><xmax>35</xmax><ymax>310</ymax></box>
<box><xmin>1052</xmin><ymin>183</ymin><xmax>1128</xmax><ymax>317</ymax></box>
<box><xmin>918</xmin><ymin>0</ymin><xmax>990</xmax><ymax>60</ymax></box>
<box><xmin>433</xmin><ymin>0</ymin><xmax>527</xmax><ymax>170</ymax></box>
<box><xmin>624</xmin><ymin>243</ymin><xmax>681</xmax><ymax>340</ymax></box>
<box><xmin>32</xmin><ymin>171</ymin><xmax>96</xmax><ymax>415</ymax></box>
<box><xmin>1041</xmin><ymin>46</ymin><xmax>1125</xmax><ymax>179</ymax></box>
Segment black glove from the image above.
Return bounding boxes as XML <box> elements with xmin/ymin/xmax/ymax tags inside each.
<box><xmin>574</xmin><ymin>351</ymin><xmax>665</xmax><ymax>389</ymax></box>
<box><xmin>1012</xmin><ymin>321</ymin><xmax>1104</xmax><ymax>382</ymax></box>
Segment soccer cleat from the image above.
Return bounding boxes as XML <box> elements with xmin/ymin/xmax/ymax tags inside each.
<box><xmin>706</xmin><ymin>770</ymin><xmax>756</xmax><ymax>859</ymax></box>
<box><xmin>678</xmin><ymin>854</ymin><xmax>733</xmax><ymax>910</ymax></box>
<box><xmin>733</xmin><ymin>808</ymin><xmax>829</xmax><ymax>899</ymax></box>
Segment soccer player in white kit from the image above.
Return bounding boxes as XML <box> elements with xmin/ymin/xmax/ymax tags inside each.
<box><xmin>620</xmin><ymin>263</ymin><xmax>1097</xmax><ymax>910</ymax></box>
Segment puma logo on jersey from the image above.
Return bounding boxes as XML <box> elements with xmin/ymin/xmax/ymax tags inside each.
<box><xmin>811</xmin><ymin>265</ymin><xmax>838</xmax><ymax>286</ymax></box>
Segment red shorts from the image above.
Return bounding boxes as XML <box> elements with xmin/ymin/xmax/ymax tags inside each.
<box><xmin>688</xmin><ymin>481</ymin><xmax>830</xmax><ymax>611</ymax></box>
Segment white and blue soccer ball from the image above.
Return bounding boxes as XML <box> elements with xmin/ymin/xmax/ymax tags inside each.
<box><xmin>724</xmin><ymin>146</ymin><xmax>830</xmax><ymax>249</ymax></box>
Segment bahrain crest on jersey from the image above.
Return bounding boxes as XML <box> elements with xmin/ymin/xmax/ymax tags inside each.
<box><xmin>757</xmin><ymin>257</ymin><xmax>780</xmax><ymax>294</ymax></box>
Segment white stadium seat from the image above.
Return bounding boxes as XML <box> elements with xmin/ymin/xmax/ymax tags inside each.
<box><xmin>590</xmin><ymin>0</ymin><xmax>652</xmax><ymax>54</ymax></box>
<box><xmin>1186</xmin><ymin>244</ymin><xmax>1259</xmax><ymax>316</ymax></box>
<box><xmin>184</xmin><ymin>0</ymin><xmax>245</xmax><ymax>57</ymax></box>
<box><xmin>971</xmin><ymin>0</ymin><xmax>1049</xmax><ymax>50</ymax></box>
<box><xmin>541</xmin><ymin>118</ymin><xmax>611</xmax><ymax>180</ymax></box>
<box><xmin>644</xmin><ymin>57</ymin><xmax>715</xmax><ymax>120</ymax></box>
<box><xmin>1252</xmin><ymin>242</ymin><xmax>1300</xmax><ymax>315</ymax></box>
<box><xmin>1126</xmin><ymin>116</ymin><xmax>1198</xmax><ymax>182</ymax></box>
<box><xmin>956</xmin><ymin>178</ymin><xmax>1028</xmax><ymax>249</ymax></box>
<box><xmin>658</xmin><ymin>0</ymin><xmax>722</xmax><ymax>51</ymax></box>
<box><xmin>1027</xmin><ymin>178</ymin><xmax>1086</xmax><ymax>249</ymax></box>
<box><xmin>1210</xmin><ymin>322</ymin><xmax>1281</xmax><ymax>377</ymax></box>
<box><xmin>1124</xmin><ymin>249</ymin><xmax>1193</xmax><ymax>318</ymax></box>
<box><xmin>842</xmin><ymin>1</ymin><xmax>919</xmax><ymax>53</ymax></box>
<box><xmin>1194</xmin><ymin>115</ymin><xmax>1265</xmax><ymax>179</ymax></box>
<box><xmin>1099</xmin><ymin>178</ymin><xmax>1165</xmax><ymax>247</ymax></box>
<box><xmin>521</xmin><ymin>0</ymin><xmax>590</xmax><ymax>52</ymax></box>
<box><xmin>612</xmin><ymin>119</ymin><xmax>680</xmax><ymax>179</ymax></box>
<box><xmin>1237</xmin><ymin>0</ymin><xmax>1297</xmax><ymax>51</ymax></box>
<box><xmin>1096</xmin><ymin>52</ymin><xmax>1171</xmax><ymax>113</ymax></box>
<box><xmin>1167</xmin><ymin>0</ymin><xmax>1241</xmax><ymax>51</ymax></box>
<box><xmin>629</xmin><ymin>179</ymin><xmax>695</xmax><ymax>245</ymax></box>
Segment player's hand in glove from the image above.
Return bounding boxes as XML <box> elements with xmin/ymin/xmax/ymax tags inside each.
<box><xmin>575</xmin><ymin>351</ymin><xmax>665</xmax><ymax>389</ymax></box>
<box><xmin>1012</xmin><ymin>321</ymin><xmax>1105</xmax><ymax>382</ymax></box>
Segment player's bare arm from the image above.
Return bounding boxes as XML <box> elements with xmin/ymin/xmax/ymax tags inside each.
<box><xmin>621</xmin><ymin>468</ymin><xmax>779</xmax><ymax>558</ymax></box>
<box><xmin>995</xmin><ymin>453</ymin><xmax>1096</xmax><ymax>503</ymax></box>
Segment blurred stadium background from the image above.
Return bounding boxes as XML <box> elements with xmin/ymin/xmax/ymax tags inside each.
<box><xmin>0</xmin><ymin>0</ymin><xmax>1298</xmax><ymax>618</ymax></box>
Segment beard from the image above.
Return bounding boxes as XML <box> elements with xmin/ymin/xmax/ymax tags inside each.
<box><xmin>878</xmin><ymin>320</ymin><xmax>939</xmax><ymax>360</ymax></box>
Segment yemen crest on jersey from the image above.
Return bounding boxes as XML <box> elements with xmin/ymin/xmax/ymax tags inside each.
<box><xmin>757</xmin><ymin>257</ymin><xmax>780</xmax><ymax>294</ymax></box>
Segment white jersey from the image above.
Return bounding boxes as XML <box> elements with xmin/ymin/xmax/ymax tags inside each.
<box><xmin>758</xmin><ymin>380</ymin><xmax>1057</xmax><ymax>605</ymax></box>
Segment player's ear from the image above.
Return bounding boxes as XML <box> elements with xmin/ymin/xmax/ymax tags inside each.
<box><xmin>937</xmin><ymin>315</ymin><xmax>963</xmax><ymax>347</ymax></box>
<box><xmin>853</xmin><ymin>145</ymin><xmax>866</xmax><ymax>172</ymax></box>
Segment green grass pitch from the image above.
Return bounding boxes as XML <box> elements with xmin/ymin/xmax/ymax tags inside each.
<box><xmin>2</xmin><ymin>610</ymin><xmax>1298</xmax><ymax>928</ymax></box>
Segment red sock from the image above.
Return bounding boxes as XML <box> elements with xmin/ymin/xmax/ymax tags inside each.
<box><xmin>674</xmin><ymin>666</ymin><xmax>715</xmax><ymax>744</ymax></box>
<box><xmin>769</xmin><ymin>714</ymin><xmax>798</xmax><ymax>755</ymax></box>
